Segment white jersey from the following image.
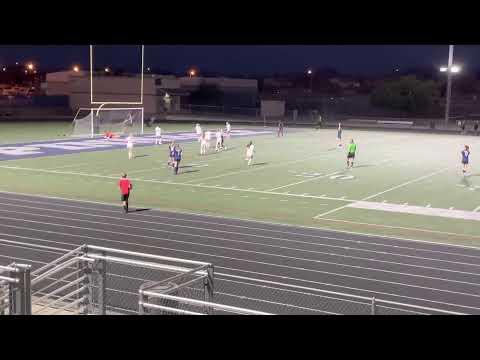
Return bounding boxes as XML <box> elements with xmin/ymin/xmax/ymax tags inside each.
<box><xmin>155</xmin><ymin>127</ymin><xmax>162</xmax><ymax>137</ymax></box>
<box><xmin>246</xmin><ymin>144</ymin><xmax>254</xmax><ymax>157</ymax></box>
<box><xmin>126</xmin><ymin>136</ymin><xmax>133</xmax><ymax>149</ymax></box>
<box><xmin>216</xmin><ymin>131</ymin><xmax>222</xmax><ymax>142</ymax></box>
<box><xmin>196</xmin><ymin>125</ymin><xmax>202</xmax><ymax>135</ymax></box>
<box><xmin>205</xmin><ymin>131</ymin><xmax>211</xmax><ymax>140</ymax></box>
<box><xmin>226</xmin><ymin>123</ymin><xmax>231</xmax><ymax>132</ymax></box>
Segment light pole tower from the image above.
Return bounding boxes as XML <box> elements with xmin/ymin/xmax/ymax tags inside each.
<box><xmin>444</xmin><ymin>45</ymin><xmax>454</xmax><ymax>127</ymax></box>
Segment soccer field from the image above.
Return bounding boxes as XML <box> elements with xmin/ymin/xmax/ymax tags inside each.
<box><xmin>0</xmin><ymin>124</ymin><xmax>479</xmax><ymax>247</ymax></box>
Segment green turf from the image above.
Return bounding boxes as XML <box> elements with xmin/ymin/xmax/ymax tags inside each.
<box><xmin>0</xmin><ymin>124</ymin><xmax>479</xmax><ymax>247</ymax></box>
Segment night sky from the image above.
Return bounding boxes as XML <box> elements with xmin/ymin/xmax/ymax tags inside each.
<box><xmin>1</xmin><ymin>45</ymin><xmax>479</xmax><ymax>76</ymax></box>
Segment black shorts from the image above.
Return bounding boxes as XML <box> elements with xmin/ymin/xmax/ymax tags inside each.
<box><xmin>121</xmin><ymin>193</ymin><xmax>130</xmax><ymax>202</ymax></box>
<box><xmin>347</xmin><ymin>152</ymin><xmax>355</xmax><ymax>159</ymax></box>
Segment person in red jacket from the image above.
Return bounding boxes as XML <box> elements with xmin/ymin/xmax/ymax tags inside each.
<box><xmin>118</xmin><ymin>173</ymin><xmax>132</xmax><ymax>213</ymax></box>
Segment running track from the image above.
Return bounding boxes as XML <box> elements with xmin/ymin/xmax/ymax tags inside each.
<box><xmin>0</xmin><ymin>191</ymin><xmax>479</xmax><ymax>314</ymax></box>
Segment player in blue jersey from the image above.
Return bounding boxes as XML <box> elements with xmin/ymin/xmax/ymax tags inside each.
<box><xmin>337</xmin><ymin>123</ymin><xmax>343</xmax><ymax>147</ymax></box>
<box><xmin>168</xmin><ymin>141</ymin><xmax>175</xmax><ymax>167</ymax></box>
<box><xmin>461</xmin><ymin>145</ymin><xmax>470</xmax><ymax>175</ymax></box>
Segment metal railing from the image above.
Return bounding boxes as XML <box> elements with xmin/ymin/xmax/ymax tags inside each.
<box><xmin>1</xmin><ymin>243</ymin><xmax>473</xmax><ymax>315</ymax></box>
<box><xmin>0</xmin><ymin>263</ymin><xmax>32</xmax><ymax>315</ymax></box>
<box><xmin>212</xmin><ymin>273</ymin><xmax>467</xmax><ymax>315</ymax></box>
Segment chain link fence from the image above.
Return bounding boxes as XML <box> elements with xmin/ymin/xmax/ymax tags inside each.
<box><xmin>1</xmin><ymin>245</ymin><xmax>471</xmax><ymax>315</ymax></box>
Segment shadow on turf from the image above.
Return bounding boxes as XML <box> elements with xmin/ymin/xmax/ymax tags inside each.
<box><xmin>134</xmin><ymin>155</ymin><xmax>150</xmax><ymax>158</ymax></box>
<box><xmin>181</xmin><ymin>169</ymin><xmax>200</xmax><ymax>174</ymax></box>
<box><xmin>130</xmin><ymin>208</ymin><xmax>151</xmax><ymax>213</ymax></box>
<box><xmin>252</xmin><ymin>162</ymin><xmax>268</xmax><ymax>166</ymax></box>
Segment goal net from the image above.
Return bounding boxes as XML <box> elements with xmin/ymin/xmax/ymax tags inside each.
<box><xmin>71</xmin><ymin>107</ymin><xmax>144</xmax><ymax>138</ymax></box>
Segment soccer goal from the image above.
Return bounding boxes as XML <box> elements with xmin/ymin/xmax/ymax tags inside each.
<box><xmin>71</xmin><ymin>107</ymin><xmax>144</xmax><ymax>138</ymax></box>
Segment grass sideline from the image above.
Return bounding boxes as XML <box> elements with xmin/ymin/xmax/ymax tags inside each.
<box><xmin>0</xmin><ymin>123</ymin><xmax>479</xmax><ymax>247</ymax></box>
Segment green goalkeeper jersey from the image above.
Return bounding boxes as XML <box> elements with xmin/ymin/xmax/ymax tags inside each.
<box><xmin>347</xmin><ymin>143</ymin><xmax>357</xmax><ymax>154</ymax></box>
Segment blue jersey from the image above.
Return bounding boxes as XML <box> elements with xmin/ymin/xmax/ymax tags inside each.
<box><xmin>462</xmin><ymin>150</ymin><xmax>470</xmax><ymax>163</ymax></box>
<box><xmin>169</xmin><ymin>146</ymin><xmax>175</xmax><ymax>157</ymax></box>
<box><xmin>173</xmin><ymin>148</ymin><xmax>182</xmax><ymax>161</ymax></box>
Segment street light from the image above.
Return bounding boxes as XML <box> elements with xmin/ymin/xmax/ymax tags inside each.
<box><xmin>439</xmin><ymin>45</ymin><xmax>461</xmax><ymax>126</ymax></box>
<box><xmin>73</xmin><ymin>65</ymin><xmax>80</xmax><ymax>72</ymax></box>
<box><xmin>189</xmin><ymin>69</ymin><xmax>196</xmax><ymax>77</ymax></box>
<box><xmin>104</xmin><ymin>67</ymin><xmax>110</xmax><ymax>73</ymax></box>
<box><xmin>26</xmin><ymin>63</ymin><xmax>34</xmax><ymax>71</ymax></box>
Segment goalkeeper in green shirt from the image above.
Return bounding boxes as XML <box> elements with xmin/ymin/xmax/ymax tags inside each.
<box><xmin>346</xmin><ymin>139</ymin><xmax>357</xmax><ymax>168</ymax></box>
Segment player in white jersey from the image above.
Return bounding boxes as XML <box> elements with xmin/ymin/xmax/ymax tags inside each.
<box><xmin>215</xmin><ymin>129</ymin><xmax>223</xmax><ymax>152</ymax></box>
<box><xmin>200</xmin><ymin>131</ymin><xmax>208</xmax><ymax>155</ymax></box>
<box><xmin>195</xmin><ymin>123</ymin><xmax>202</xmax><ymax>142</ymax></box>
<box><xmin>245</xmin><ymin>141</ymin><xmax>255</xmax><ymax>166</ymax></box>
<box><xmin>226</xmin><ymin>122</ymin><xmax>231</xmax><ymax>137</ymax></box>
<box><xmin>205</xmin><ymin>130</ymin><xmax>212</xmax><ymax>150</ymax></box>
<box><xmin>123</xmin><ymin>113</ymin><xmax>134</xmax><ymax>134</ymax></box>
<box><xmin>126</xmin><ymin>134</ymin><xmax>134</xmax><ymax>160</ymax></box>
<box><xmin>155</xmin><ymin>126</ymin><xmax>162</xmax><ymax>145</ymax></box>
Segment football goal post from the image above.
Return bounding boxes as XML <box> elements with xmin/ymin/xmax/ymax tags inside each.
<box><xmin>71</xmin><ymin>107</ymin><xmax>144</xmax><ymax>138</ymax></box>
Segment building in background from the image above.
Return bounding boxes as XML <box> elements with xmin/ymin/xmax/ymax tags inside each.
<box><xmin>43</xmin><ymin>71</ymin><xmax>258</xmax><ymax>116</ymax></box>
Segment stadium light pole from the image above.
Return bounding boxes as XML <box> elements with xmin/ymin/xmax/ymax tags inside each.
<box><xmin>307</xmin><ymin>68</ymin><xmax>313</xmax><ymax>93</ymax></box>
<box><xmin>441</xmin><ymin>45</ymin><xmax>458</xmax><ymax>127</ymax></box>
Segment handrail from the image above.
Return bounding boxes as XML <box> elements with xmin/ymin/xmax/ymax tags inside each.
<box><xmin>32</xmin><ymin>256</ymin><xmax>90</xmax><ymax>285</ymax></box>
<box><xmin>86</xmin><ymin>245</ymin><xmax>211</xmax><ymax>267</ymax></box>
<box><xmin>79</xmin><ymin>254</ymin><xmax>195</xmax><ymax>273</ymax></box>
<box><xmin>139</xmin><ymin>302</ymin><xmax>204</xmax><ymax>315</ymax></box>
<box><xmin>141</xmin><ymin>291</ymin><xmax>272</xmax><ymax>315</ymax></box>
<box><xmin>0</xmin><ymin>276</ymin><xmax>18</xmax><ymax>283</ymax></box>
<box><xmin>31</xmin><ymin>245</ymin><xmax>84</xmax><ymax>276</ymax></box>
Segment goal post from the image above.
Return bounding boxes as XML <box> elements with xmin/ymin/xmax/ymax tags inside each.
<box><xmin>71</xmin><ymin>107</ymin><xmax>144</xmax><ymax>138</ymax></box>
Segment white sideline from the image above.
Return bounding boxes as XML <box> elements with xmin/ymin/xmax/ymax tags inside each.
<box><xmin>314</xmin><ymin>167</ymin><xmax>451</xmax><ymax>218</ymax></box>
<box><xmin>349</xmin><ymin>201</ymin><xmax>480</xmax><ymax>222</ymax></box>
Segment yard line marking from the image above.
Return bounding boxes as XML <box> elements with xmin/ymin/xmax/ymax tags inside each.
<box><xmin>314</xmin><ymin>167</ymin><xmax>451</xmax><ymax>218</ymax></box>
<box><xmin>182</xmin><ymin>148</ymin><xmax>342</xmax><ymax>185</ymax></box>
<box><xmin>2</xmin><ymin>204</ymin><xmax>480</xmax><ymax>280</ymax></box>
<box><xmin>267</xmin><ymin>170</ymin><xmax>341</xmax><ymax>192</ymax></box>
<box><xmin>3</xmin><ymin>189</ymin><xmax>480</xmax><ymax>255</ymax></box>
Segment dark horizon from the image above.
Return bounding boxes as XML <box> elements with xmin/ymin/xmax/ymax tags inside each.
<box><xmin>1</xmin><ymin>45</ymin><xmax>480</xmax><ymax>77</ymax></box>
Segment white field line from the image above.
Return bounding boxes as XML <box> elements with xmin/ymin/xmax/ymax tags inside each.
<box><xmin>1</xmin><ymin>223</ymin><xmax>479</xmax><ymax>300</ymax></box>
<box><xmin>1</xmin><ymin>208</ymin><xmax>480</xmax><ymax>288</ymax></box>
<box><xmin>314</xmin><ymin>167</ymin><xmax>451</xmax><ymax>218</ymax></box>
<box><xmin>268</xmin><ymin>158</ymin><xmax>393</xmax><ymax>192</ymax></box>
<box><xmin>267</xmin><ymin>170</ymin><xmax>341</xmax><ymax>192</ymax></box>
<box><xmin>2</xmin><ymin>244</ymin><xmax>478</xmax><ymax>313</ymax></box>
<box><xmin>474</xmin><ymin>205</ymin><xmax>480</xmax><ymax>212</ymax></box>
<box><xmin>3</xmin><ymin>196</ymin><xmax>480</xmax><ymax>266</ymax></box>
<box><xmin>318</xmin><ymin>217</ymin><xmax>480</xmax><ymax>241</ymax></box>
<box><xmin>2</xmin><ymin>189</ymin><xmax>480</xmax><ymax>254</ymax></box>
<box><xmin>0</xmin><ymin>164</ymin><xmax>355</xmax><ymax>203</ymax></box>
<box><xmin>181</xmin><ymin>148</ymin><xmax>342</xmax><ymax>184</ymax></box>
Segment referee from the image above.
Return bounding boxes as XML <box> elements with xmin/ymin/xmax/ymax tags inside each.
<box><xmin>119</xmin><ymin>173</ymin><xmax>133</xmax><ymax>213</ymax></box>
